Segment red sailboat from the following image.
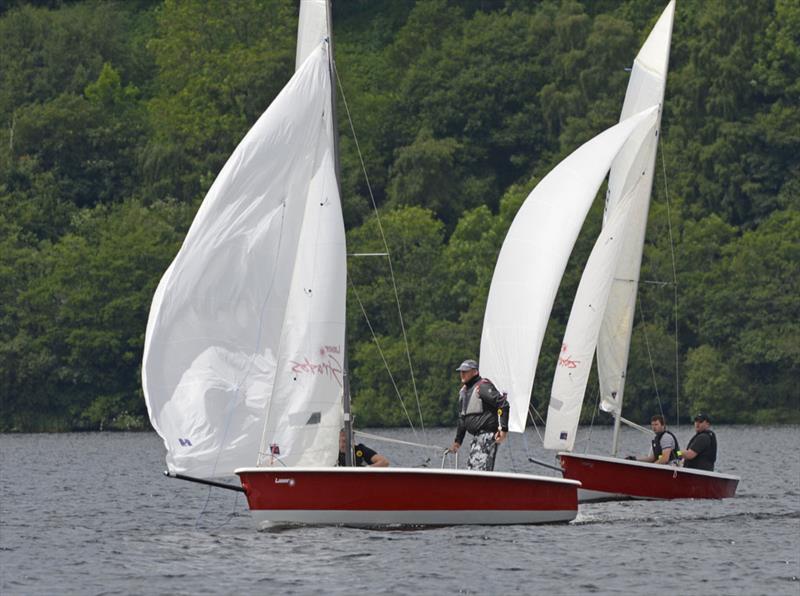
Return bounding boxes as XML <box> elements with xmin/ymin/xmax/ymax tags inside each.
<box><xmin>541</xmin><ymin>1</ymin><xmax>739</xmax><ymax>501</ymax></box>
<box><xmin>477</xmin><ymin>0</ymin><xmax>739</xmax><ymax>502</ymax></box>
<box><xmin>558</xmin><ymin>453</ymin><xmax>738</xmax><ymax>502</ymax></box>
<box><xmin>237</xmin><ymin>467</ymin><xmax>578</xmax><ymax>527</ymax></box>
<box><xmin>143</xmin><ymin>0</ymin><xmax>580</xmax><ymax>527</ymax></box>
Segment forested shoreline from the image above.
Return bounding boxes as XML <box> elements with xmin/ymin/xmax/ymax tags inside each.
<box><xmin>1</xmin><ymin>0</ymin><xmax>797</xmax><ymax>432</ymax></box>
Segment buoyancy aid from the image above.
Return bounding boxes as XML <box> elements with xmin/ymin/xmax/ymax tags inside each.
<box><xmin>651</xmin><ymin>430</ymin><xmax>680</xmax><ymax>463</ymax></box>
<box><xmin>685</xmin><ymin>429</ymin><xmax>717</xmax><ymax>471</ymax></box>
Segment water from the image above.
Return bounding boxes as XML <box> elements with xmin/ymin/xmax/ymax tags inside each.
<box><xmin>2</xmin><ymin>425</ymin><xmax>798</xmax><ymax>595</ymax></box>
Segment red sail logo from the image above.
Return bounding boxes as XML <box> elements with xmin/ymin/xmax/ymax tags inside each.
<box><xmin>558</xmin><ymin>343</ymin><xmax>580</xmax><ymax>369</ymax></box>
<box><xmin>290</xmin><ymin>345</ymin><xmax>343</xmax><ymax>387</ymax></box>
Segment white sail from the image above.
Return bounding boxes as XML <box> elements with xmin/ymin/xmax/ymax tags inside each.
<box><xmin>598</xmin><ymin>0</ymin><xmax>675</xmax><ymax>416</ymax></box>
<box><xmin>142</xmin><ymin>44</ymin><xmax>345</xmax><ymax>478</ymax></box>
<box><xmin>480</xmin><ymin>106</ymin><xmax>659</xmax><ymax>433</ymax></box>
<box><xmin>296</xmin><ymin>0</ymin><xmax>330</xmax><ymax>70</ymax></box>
<box><xmin>543</xmin><ymin>122</ymin><xmax>658</xmax><ymax>451</ymax></box>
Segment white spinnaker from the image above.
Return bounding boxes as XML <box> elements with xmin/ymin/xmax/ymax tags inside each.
<box><xmin>142</xmin><ymin>45</ymin><xmax>344</xmax><ymax>478</ymax></box>
<box><xmin>598</xmin><ymin>0</ymin><xmax>674</xmax><ymax>416</ymax></box>
<box><xmin>543</xmin><ymin>122</ymin><xmax>657</xmax><ymax>451</ymax></box>
<box><xmin>479</xmin><ymin>106</ymin><xmax>659</xmax><ymax>433</ymax></box>
<box><xmin>296</xmin><ymin>0</ymin><xmax>329</xmax><ymax>70</ymax></box>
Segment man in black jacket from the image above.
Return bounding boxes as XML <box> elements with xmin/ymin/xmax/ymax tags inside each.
<box><xmin>338</xmin><ymin>430</ymin><xmax>389</xmax><ymax>467</ymax></box>
<box><xmin>682</xmin><ymin>413</ymin><xmax>717</xmax><ymax>471</ymax></box>
<box><xmin>448</xmin><ymin>359</ymin><xmax>509</xmax><ymax>471</ymax></box>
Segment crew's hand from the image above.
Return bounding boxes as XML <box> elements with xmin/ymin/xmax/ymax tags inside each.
<box><xmin>494</xmin><ymin>430</ymin><xmax>508</xmax><ymax>444</ymax></box>
<box><xmin>449</xmin><ymin>442</ymin><xmax>461</xmax><ymax>453</ymax></box>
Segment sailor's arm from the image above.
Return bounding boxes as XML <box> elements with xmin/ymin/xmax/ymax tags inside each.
<box><xmin>369</xmin><ymin>453</ymin><xmax>389</xmax><ymax>467</ymax></box>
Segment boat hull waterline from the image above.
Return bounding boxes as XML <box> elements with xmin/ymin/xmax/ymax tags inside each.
<box><xmin>559</xmin><ymin>452</ymin><xmax>739</xmax><ymax>502</ymax></box>
<box><xmin>236</xmin><ymin>467</ymin><xmax>580</xmax><ymax>526</ymax></box>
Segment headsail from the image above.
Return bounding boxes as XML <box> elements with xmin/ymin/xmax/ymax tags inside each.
<box><xmin>142</xmin><ymin>44</ymin><xmax>345</xmax><ymax>478</ymax></box>
<box><xmin>480</xmin><ymin>106</ymin><xmax>659</xmax><ymax>433</ymax></box>
<box><xmin>597</xmin><ymin>0</ymin><xmax>675</xmax><ymax>419</ymax></box>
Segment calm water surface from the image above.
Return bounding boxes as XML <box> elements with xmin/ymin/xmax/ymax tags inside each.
<box><xmin>1</xmin><ymin>425</ymin><xmax>798</xmax><ymax>595</ymax></box>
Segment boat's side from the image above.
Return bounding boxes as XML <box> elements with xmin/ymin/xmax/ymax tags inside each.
<box><xmin>559</xmin><ymin>452</ymin><xmax>739</xmax><ymax>501</ymax></box>
<box><xmin>235</xmin><ymin>467</ymin><xmax>579</xmax><ymax>527</ymax></box>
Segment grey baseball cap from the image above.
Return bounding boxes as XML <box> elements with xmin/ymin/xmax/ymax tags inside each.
<box><xmin>455</xmin><ymin>359</ymin><xmax>479</xmax><ymax>372</ymax></box>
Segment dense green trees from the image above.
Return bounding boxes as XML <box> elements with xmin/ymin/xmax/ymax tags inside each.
<box><xmin>0</xmin><ymin>1</ymin><xmax>797</xmax><ymax>431</ymax></box>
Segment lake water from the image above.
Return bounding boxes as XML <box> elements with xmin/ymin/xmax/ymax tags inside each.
<box><xmin>1</xmin><ymin>425</ymin><xmax>798</xmax><ymax>595</ymax></box>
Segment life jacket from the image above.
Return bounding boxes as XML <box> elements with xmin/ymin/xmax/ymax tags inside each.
<box><xmin>651</xmin><ymin>430</ymin><xmax>680</xmax><ymax>463</ymax></box>
<box><xmin>460</xmin><ymin>378</ymin><xmax>493</xmax><ymax>416</ymax></box>
<box><xmin>685</xmin><ymin>429</ymin><xmax>717</xmax><ymax>471</ymax></box>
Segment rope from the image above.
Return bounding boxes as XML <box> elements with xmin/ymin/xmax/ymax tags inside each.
<box><xmin>354</xmin><ymin>430</ymin><xmax>444</xmax><ymax>452</ymax></box>
<box><xmin>333</xmin><ymin>62</ymin><xmax>426</xmax><ymax>439</ymax></box>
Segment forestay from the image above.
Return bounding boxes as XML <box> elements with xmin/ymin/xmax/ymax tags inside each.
<box><xmin>142</xmin><ymin>44</ymin><xmax>345</xmax><ymax>479</ymax></box>
<box><xmin>598</xmin><ymin>0</ymin><xmax>674</xmax><ymax>417</ymax></box>
<box><xmin>480</xmin><ymin>106</ymin><xmax>659</xmax><ymax>433</ymax></box>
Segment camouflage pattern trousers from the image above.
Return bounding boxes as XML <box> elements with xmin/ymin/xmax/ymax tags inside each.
<box><xmin>467</xmin><ymin>431</ymin><xmax>498</xmax><ymax>471</ymax></box>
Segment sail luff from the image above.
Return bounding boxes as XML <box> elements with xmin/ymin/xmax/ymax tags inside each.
<box><xmin>598</xmin><ymin>0</ymin><xmax>675</xmax><ymax>430</ymax></box>
<box><xmin>479</xmin><ymin>106</ymin><xmax>659</xmax><ymax>434</ymax></box>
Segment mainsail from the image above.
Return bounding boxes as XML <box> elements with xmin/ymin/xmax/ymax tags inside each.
<box><xmin>543</xmin><ymin>122</ymin><xmax>657</xmax><ymax>451</ymax></box>
<box><xmin>480</xmin><ymin>106</ymin><xmax>658</xmax><ymax>433</ymax></box>
<box><xmin>597</xmin><ymin>0</ymin><xmax>675</xmax><ymax>421</ymax></box>
<box><xmin>142</xmin><ymin>43</ymin><xmax>345</xmax><ymax>478</ymax></box>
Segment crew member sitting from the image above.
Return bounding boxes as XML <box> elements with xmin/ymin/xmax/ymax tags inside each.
<box><xmin>626</xmin><ymin>414</ymin><xmax>680</xmax><ymax>465</ymax></box>
<box><xmin>337</xmin><ymin>429</ymin><xmax>389</xmax><ymax>467</ymax></box>
<box><xmin>681</xmin><ymin>413</ymin><xmax>717</xmax><ymax>471</ymax></box>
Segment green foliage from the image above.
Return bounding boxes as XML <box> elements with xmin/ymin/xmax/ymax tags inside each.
<box><xmin>0</xmin><ymin>1</ymin><xmax>797</xmax><ymax>431</ymax></box>
<box><xmin>143</xmin><ymin>0</ymin><xmax>296</xmax><ymax>202</ymax></box>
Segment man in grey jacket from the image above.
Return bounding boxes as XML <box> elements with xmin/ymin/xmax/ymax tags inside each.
<box><xmin>448</xmin><ymin>359</ymin><xmax>509</xmax><ymax>471</ymax></box>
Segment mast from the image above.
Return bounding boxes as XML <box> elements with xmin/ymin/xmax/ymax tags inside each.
<box><xmin>321</xmin><ymin>0</ymin><xmax>354</xmax><ymax>466</ymax></box>
<box><xmin>611</xmin><ymin>392</ymin><xmax>623</xmax><ymax>455</ymax></box>
<box><xmin>598</xmin><ymin>0</ymin><xmax>675</xmax><ymax>455</ymax></box>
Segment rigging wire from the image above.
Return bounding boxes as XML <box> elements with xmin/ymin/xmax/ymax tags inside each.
<box><xmin>659</xmin><ymin>134</ymin><xmax>681</xmax><ymax>428</ymax></box>
<box><xmin>348</xmin><ymin>273</ymin><xmax>419</xmax><ymax>436</ymax></box>
<box><xmin>637</xmin><ymin>291</ymin><xmax>665</xmax><ymax>420</ymax></box>
<box><xmin>333</xmin><ymin>62</ymin><xmax>426</xmax><ymax>440</ymax></box>
<box><xmin>527</xmin><ymin>403</ymin><xmax>546</xmax><ymax>443</ymax></box>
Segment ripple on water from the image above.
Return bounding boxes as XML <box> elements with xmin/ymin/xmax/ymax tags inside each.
<box><xmin>1</xmin><ymin>427</ymin><xmax>798</xmax><ymax>595</ymax></box>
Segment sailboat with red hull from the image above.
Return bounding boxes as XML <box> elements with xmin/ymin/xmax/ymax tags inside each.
<box><xmin>479</xmin><ymin>0</ymin><xmax>739</xmax><ymax>503</ymax></box>
<box><xmin>559</xmin><ymin>453</ymin><xmax>738</xmax><ymax>502</ymax></box>
<box><xmin>237</xmin><ymin>467</ymin><xmax>577</xmax><ymax>526</ymax></box>
<box><xmin>142</xmin><ymin>0</ymin><xmax>579</xmax><ymax>528</ymax></box>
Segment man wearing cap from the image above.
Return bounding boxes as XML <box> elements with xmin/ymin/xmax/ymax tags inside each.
<box><xmin>448</xmin><ymin>359</ymin><xmax>509</xmax><ymax>471</ymax></box>
<box><xmin>681</xmin><ymin>413</ymin><xmax>717</xmax><ymax>471</ymax></box>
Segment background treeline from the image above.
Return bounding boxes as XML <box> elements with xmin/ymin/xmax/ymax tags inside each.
<box><xmin>0</xmin><ymin>0</ymin><xmax>797</xmax><ymax>432</ymax></box>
